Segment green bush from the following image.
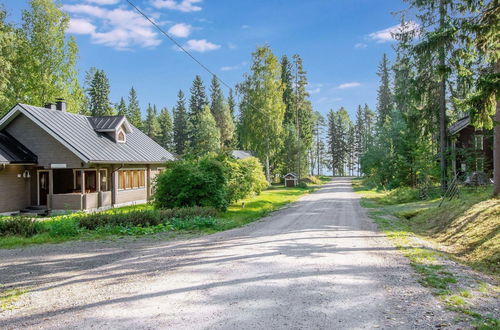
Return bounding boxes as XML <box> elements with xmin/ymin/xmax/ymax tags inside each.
<box><xmin>78</xmin><ymin>207</ymin><xmax>217</xmax><ymax>230</ymax></box>
<box><xmin>297</xmin><ymin>181</ymin><xmax>308</xmax><ymax>188</ymax></box>
<box><xmin>43</xmin><ymin>218</ymin><xmax>80</xmax><ymax>237</ymax></box>
<box><xmin>154</xmin><ymin>156</ymin><xmax>229</xmax><ymax>210</ymax></box>
<box><xmin>225</xmin><ymin>156</ymin><xmax>268</xmax><ymax>202</ymax></box>
<box><xmin>0</xmin><ymin>217</ymin><xmax>41</xmax><ymax>237</ymax></box>
<box><xmin>154</xmin><ymin>154</ymin><xmax>268</xmax><ymax>210</ymax></box>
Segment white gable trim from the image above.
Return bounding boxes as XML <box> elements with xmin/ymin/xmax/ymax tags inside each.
<box><xmin>0</xmin><ymin>104</ymin><xmax>90</xmax><ymax>163</ymax></box>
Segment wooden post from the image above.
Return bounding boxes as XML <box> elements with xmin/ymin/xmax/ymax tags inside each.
<box><xmin>96</xmin><ymin>167</ymin><xmax>101</xmax><ymax>192</ymax></box>
<box><xmin>48</xmin><ymin>169</ymin><xmax>53</xmax><ymax>210</ymax></box>
<box><xmin>146</xmin><ymin>165</ymin><xmax>151</xmax><ymax>201</ymax></box>
<box><xmin>80</xmin><ymin>170</ymin><xmax>85</xmax><ymax>194</ymax></box>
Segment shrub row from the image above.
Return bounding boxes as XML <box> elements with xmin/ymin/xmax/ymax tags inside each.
<box><xmin>78</xmin><ymin>206</ymin><xmax>218</xmax><ymax>230</ymax></box>
<box><xmin>0</xmin><ymin>217</ymin><xmax>40</xmax><ymax>237</ymax></box>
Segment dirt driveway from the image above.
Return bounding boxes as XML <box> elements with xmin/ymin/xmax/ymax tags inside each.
<box><xmin>0</xmin><ymin>178</ymin><xmax>461</xmax><ymax>329</ymax></box>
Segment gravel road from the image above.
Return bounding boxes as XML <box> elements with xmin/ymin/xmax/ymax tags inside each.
<box><xmin>0</xmin><ymin>178</ymin><xmax>463</xmax><ymax>329</ymax></box>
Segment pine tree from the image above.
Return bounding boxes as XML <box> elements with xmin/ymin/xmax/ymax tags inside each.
<box><xmin>173</xmin><ymin>90</ymin><xmax>189</xmax><ymax>155</ymax></box>
<box><xmin>88</xmin><ymin>69</ymin><xmax>113</xmax><ymax>116</ymax></box>
<box><xmin>376</xmin><ymin>53</ymin><xmax>392</xmax><ymax>126</ymax></box>
<box><xmin>238</xmin><ymin>46</ymin><xmax>286</xmax><ymax>181</ymax></box>
<box><xmin>127</xmin><ymin>87</ymin><xmax>142</xmax><ymax>129</ymax></box>
<box><xmin>158</xmin><ymin>107</ymin><xmax>174</xmax><ymax>151</ymax></box>
<box><xmin>143</xmin><ymin>104</ymin><xmax>160</xmax><ymax>141</ymax></box>
<box><xmin>190</xmin><ymin>104</ymin><xmax>220</xmax><ymax>156</ymax></box>
<box><xmin>116</xmin><ymin>97</ymin><xmax>127</xmax><ymax>116</ymax></box>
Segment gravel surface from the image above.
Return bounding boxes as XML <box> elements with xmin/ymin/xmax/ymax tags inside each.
<box><xmin>0</xmin><ymin>178</ymin><xmax>466</xmax><ymax>329</ymax></box>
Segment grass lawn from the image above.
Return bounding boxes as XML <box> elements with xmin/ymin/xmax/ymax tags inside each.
<box><xmin>0</xmin><ymin>177</ymin><xmax>331</xmax><ymax>249</ymax></box>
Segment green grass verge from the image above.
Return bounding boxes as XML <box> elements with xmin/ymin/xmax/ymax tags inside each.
<box><xmin>0</xmin><ymin>181</ymin><xmax>329</xmax><ymax>249</ymax></box>
<box><xmin>354</xmin><ymin>179</ymin><xmax>499</xmax><ymax>329</ymax></box>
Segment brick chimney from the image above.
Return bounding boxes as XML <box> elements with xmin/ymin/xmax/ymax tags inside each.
<box><xmin>55</xmin><ymin>98</ymin><xmax>66</xmax><ymax>112</ymax></box>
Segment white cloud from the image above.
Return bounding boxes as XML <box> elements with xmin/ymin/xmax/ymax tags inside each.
<box><xmin>354</xmin><ymin>42</ymin><xmax>367</xmax><ymax>49</ymax></box>
<box><xmin>152</xmin><ymin>0</ymin><xmax>202</xmax><ymax>12</ymax></box>
<box><xmin>63</xmin><ymin>4</ymin><xmax>162</xmax><ymax>50</ymax></box>
<box><xmin>241</xmin><ymin>25</ymin><xmax>250</xmax><ymax>29</ymax></box>
<box><xmin>183</xmin><ymin>39</ymin><xmax>220</xmax><ymax>52</ymax></box>
<box><xmin>68</xmin><ymin>18</ymin><xmax>96</xmax><ymax>34</ymax></box>
<box><xmin>220</xmin><ymin>65</ymin><xmax>239</xmax><ymax>71</ymax></box>
<box><xmin>168</xmin><ymin>23</ymin><xmax>192</xmax><ymax>38</ymax></box>
<box><xmin>337</xmin><ymin>82</ymin><xmax>361</xmax><ymax>89</ymax></box>
<box><xmin>85</xmin><ymin>0</ymin><xmax>119</xmax><ymax>5</ymax></box>
<box><xmin>368</xmin><ymin>21</ymin><xmax>419</xmax><ymax>43</ymax></box>
<box><xmin>307</xmin><ymin>87</ymin><xmax>321</xmax><ymax>94</ymax></box>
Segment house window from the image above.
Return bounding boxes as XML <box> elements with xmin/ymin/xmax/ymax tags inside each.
<box><xmin>474</xmin><ymin>135</ymin><xmax>483</xmax><ymax>150</ymax></box>
<box><xmin>118</xmin><ymin>170</ymin><xmax>146</xmax><ymax>190</ymax></box>
<box><xmin>117</xmin><ymin>129</ymin><xmax>126</xmax><ymax>143</ymax></box>
<box><xmin>476</xmin><ymin>158</ymin><xmax>484</xmax><ymax>172</ymax></box>
<box><xmin>100</xmin><ymin>169</ymin><xmax>107</xmax><ymax>191</ymax></box>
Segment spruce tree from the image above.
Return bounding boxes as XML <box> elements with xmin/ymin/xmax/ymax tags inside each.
<box><xmin>144</xmin><ymin>103</ymin><xmax>160</xmax><ymax>141</ymax></box>
<box><xmin>190</xmin><ymin>104</ymin><xmax>220</xmax><ymax>156</ymax></box>
<box><xmin>173</xmin><ymin>90</ymin><xmax>189</xmax><ymax>155</ymax></box>
<box><xmin>227</xmin><ymin>88</ymin><xmax>236</xmax><ymax>120</ymax></box>
<box><xmin>158</xmin><ymin>107</ymin><xmax>174</xmax><ymax>151</ymax></box>
<box><xmin>210</xmin><ymin>75</ymin><xmax>235</xmax><ymax>148</ymax></box>
<box><xmin>281</xmin><ymin>55</ymin><xmax>295</xmax><ymax>125</ymax></box>
<box><xmin>127</xmin><ymin>87</ymin><xmax>142</xmax><ymax>129</ymax></box>
<box><xmin>88</xmin><ymin>69</ymin><xmax>113</xmax><ymax>117</ymax></box>
<box><xmin>116</xmin><ymin>97</ymin><xmax>127</xmax><ymax>116</ymax></box>
<box><xmin>376</xmin><ymin>53</ymin><xmax>392</xmax><ymax>126</ymax></box>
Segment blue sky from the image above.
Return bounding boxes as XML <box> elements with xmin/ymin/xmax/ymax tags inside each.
<box><xmin>4</xmin><ymin>0</ymin><xmax>408</xmax><ymax>119</ymax></box>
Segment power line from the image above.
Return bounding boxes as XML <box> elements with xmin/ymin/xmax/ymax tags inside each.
<box><xmin>126</xmin><ymin>0</ymin><xmax>233</xmax><ymax>91</ymax></box>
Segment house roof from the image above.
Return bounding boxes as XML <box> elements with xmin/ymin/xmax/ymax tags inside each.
<box><xmin>230</xmin><ymin>150</ymin><xmax>253</xmax><ymax>159</ymax></box>
<box><xmin>0</xmin><ymin>131</ymin><xmax>37</xmax><ymax>164</ymax></box>
<box><xmin>0</xmin><ymin>104</ymin><xmax>175</xmax><ymax>164</ymax></box>
<box><xmin>449</xmin><ymin>115</ymin><xmax>470</xmax><ymax>135</ymax></box>
<box><xmin>284</xmin><ymin>172</ymin><xmax>298</xmax><ymax>178</ymax></box>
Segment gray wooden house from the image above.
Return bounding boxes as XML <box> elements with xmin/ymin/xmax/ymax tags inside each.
<box><xmin>0</xmin><ymin>102</ymin><xmax>175</xmax><ymax>215</ymax></box>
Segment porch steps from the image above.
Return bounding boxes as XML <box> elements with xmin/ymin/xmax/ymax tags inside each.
<box><xmin>19</xmin><ymin>206</ymin><xmax>48</xmax><ymax>217</ymax></box>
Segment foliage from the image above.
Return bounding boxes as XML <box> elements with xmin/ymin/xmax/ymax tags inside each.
<box><xmin>210</xmin><ymin>76</ymin><xmax>235</xmax><ymax>149</ymax></box>
<box><xmin>189</xmin><ymin>104</ymin><xmax>221</xmax><ymax>156</ymax></box>
<box><xmin>0</xmin><ymin>0</ymin><xmax>83</xmax><ymax>115</ymax></box>
<box><xmin>143</xmin><ymin>103</ymin><xmax>160</xmax><ymax>141</ymax></box>
<box><xmin>157</xmin><ymin>107</ymin><xmax>174</xmax><ymax>151</ymax></box>
<box><xmin>127</xmin><ymin>87</ymin><xmax>142</xmax><ymax>129</ymax></box>
<box><xmin>78</xmin><ymin>207</ymin><xmax>217</xmax><ymax>230</ymax></box>
<box><xmin>238</xmin><ymin>45</ymin><xmax>286</xmax><ymax>181</ymax></box>
<box><xmin>224</xmin><ymin>156</ymin><xmax>269</xmax><ymax>202</ymax></box>
<box><xmin>154</xmin><ymin>156</ymin><xmax>229</xmax><ymax>210</ymax></box>
<box><xmin>0</xmin><ymin>217</ymin><xmax>40</xmax><ymax>237</ymax></box>
<box><xmin>116</xmin><ymin>97</ymin><xmax>127</xmax><ymax>116</ymax></box>
<box><xmin>88</xmin><ymin>69</ymin><xmax>113</xmax><ymax>116</ymax></box>
<box><xmin>173</xmin><ymin>90</ymin><xmax>189</xmax><ymax>155</ymax></box>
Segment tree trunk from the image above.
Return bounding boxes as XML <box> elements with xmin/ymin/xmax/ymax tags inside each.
<box><xmin>493</xmin><ymin>60</ymin><xmax>500</xmax><ymax>196</ymax></box>
<box><xmin>439</xmin><ymin>0</ymin><xmax>448</xmax><ymax>194</ymax></box>
<box><xmin>265</xmin><ymin>154</ymin><xmax>271</xmax><ymax>183</ymax></box>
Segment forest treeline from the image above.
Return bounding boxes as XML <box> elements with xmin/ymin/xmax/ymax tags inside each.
<box><xmin>0</xmin><ymin>0</ymin><xmax>497</xmax><ymax>192</ymax></box>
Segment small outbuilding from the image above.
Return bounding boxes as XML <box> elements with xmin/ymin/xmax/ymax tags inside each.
<box><xmin>284</xmin><ymin>172</ymin><xmax>298</xmax><ymax>187</ymax></box>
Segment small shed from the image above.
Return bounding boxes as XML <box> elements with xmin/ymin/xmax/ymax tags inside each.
<box><xmin>284</xmin><ymin>172</ymin><xmax>298</xmax><ymax>187</ymax></box>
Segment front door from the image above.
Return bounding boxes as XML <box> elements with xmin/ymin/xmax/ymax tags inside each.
<box><xmin>39</xmin><ymin>171</ymin><xmax>49</xmax><ymax>206</ymax></box>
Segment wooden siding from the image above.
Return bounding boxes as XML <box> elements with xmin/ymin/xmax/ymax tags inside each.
<box><xmin>0</xmin><ymin>165</ymin><xmax>31</xmax><ymax>213</ymax></box>
<box><xmin>5</xmin><ymin>114</ymin><xmax>82</xmax><ymax>168</ymax></box>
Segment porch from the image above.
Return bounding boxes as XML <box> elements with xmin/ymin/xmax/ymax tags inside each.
<box><xmin>40</xmin><ymin>168</ymin><xmax>113</xmax><ymax>212</ymax></box>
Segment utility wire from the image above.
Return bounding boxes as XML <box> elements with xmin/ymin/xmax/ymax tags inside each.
<box><xmin>126</xmin><ymin>0</ymin><xmax>233</xmax><ymax>90</ymax></box>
